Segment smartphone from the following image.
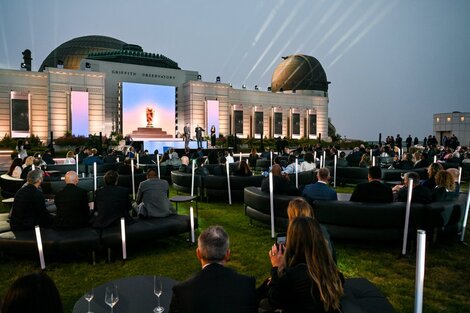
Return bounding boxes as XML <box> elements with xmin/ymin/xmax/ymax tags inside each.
<box><xmin>276</xmin><ymin>233</ymin><xmax>286</xmax><ymax>245</ymax></box>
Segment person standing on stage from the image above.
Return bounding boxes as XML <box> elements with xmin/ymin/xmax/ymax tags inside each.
<box><xmin>183</xmin><ymin>123</ymin><xmax>191</xmax><ymax>149</ymax></box>
<box><xmin>210</xmin><ymin>125</ymin><xmax>216</xmax><ymax>148</ymax></box>
<box><xmin>195</xmin><ymin>125</ymin><xmax>205</xmax><ymax>149</ymax></box>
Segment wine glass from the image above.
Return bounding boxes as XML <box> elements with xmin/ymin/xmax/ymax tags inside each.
<box><xmin>104</xmin><ymin>285</ymin><xmax>119</xmax><ymax>313</ymax></box>
<box><xmin>153</xmin><ymin>275</ymin><xmax>164</xmax><ymax>313</ymax></box>
<box><xmin>84</xmin><ymin>288</ymin><xmax>94</xmax><ymax>313</ymax></box>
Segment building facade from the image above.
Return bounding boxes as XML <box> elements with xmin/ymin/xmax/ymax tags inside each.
<box><xmin>433</xmin><ymin>112</ymin><xmax>470</xmax><ymax>146</ymax></box>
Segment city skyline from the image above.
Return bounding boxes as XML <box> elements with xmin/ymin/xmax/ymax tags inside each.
<box><xmin>1</xmin><ymin>0</ymin><xmax>469</xmax><ymax>141</ymax></box>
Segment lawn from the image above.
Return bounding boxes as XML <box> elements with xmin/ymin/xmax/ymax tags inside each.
<box><xmin>0</xmin><ymin>185</ymin><xmax>469</xmax><ymax>313</ymax></box>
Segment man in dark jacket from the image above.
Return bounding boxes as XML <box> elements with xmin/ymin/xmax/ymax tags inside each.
<box><xmin>53</xmin><ymin>171</ymin><xmax>90</xmax><ymax>228</ymax></box>
<box><xmin>170</xmin><ymin>226</ymin><xmax>257</xmax><ymax>313</ymax></box>
<box><xmin>350</xmin><ymin>166</ymin><xmax>393</xmax><ymax>203</ymax></box>
<box><xmin>9</xmin><ymin>169</ymin><xmax>53</xmax><ymax>230</ymax></box>
<box><xmin>92</xmin><ymin>170</ymin><xmax>132</xmax><ymax>228</ymax></box>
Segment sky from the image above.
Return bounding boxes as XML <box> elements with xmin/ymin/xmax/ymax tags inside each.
<box><xmin>1</xmin><ymin>0</ymin><xmax>469</xmax><ymax>141</ymax></box>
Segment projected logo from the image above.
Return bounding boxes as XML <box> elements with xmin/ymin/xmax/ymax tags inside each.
<box><xmin>122</xmin><ymin>82</ymin><xmax>176</xmax><ymax>138</ymax></box>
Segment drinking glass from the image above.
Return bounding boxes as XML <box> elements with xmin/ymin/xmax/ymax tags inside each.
<box><xmin>104</xmin><ymin>285</ymin><xmax>119</xmax><ymax>313</ymax></box>
<box><xmin>84</xmin><ymin>288</ymin><xmax>94</xmax><ymax>313</ymax></box>
<box><xmin>153</xmin><ymin>275</ymin><xmax>164</xmax><ymax>313</ymax></box>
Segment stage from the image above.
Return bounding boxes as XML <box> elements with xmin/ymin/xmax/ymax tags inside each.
<box><xmin>140</xmin><ymin>138</ymin><xmax>208</xmax><ymax>154</ymax></box>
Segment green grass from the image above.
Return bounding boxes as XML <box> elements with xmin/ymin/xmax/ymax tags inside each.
<box><xmin>0</xmin><ymin>185</ymin><xmax>469</xmax><ymax>313</ymax></box>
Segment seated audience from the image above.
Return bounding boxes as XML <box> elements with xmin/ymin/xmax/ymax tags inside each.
<box><xmin>432</xmin><ymin>170</ymin><xmax>457</xmax><ymax>202</ymax></box>
<box><xmin>336</xmin><ymin>151</ymin><xmax>349</xmax><ymax>167</ymax></box>
<box><xmin>233</xmin><ymin>160</ymin><xmax>253</xmax><ymax>177</ymax></box>
<box><xmin>41</xmin><ymin>149</ymin><xmax>55</xmax><ymax>165</ymax></box>
<box><xmin>248</xmin><ymin>148</ymin><xmax>259</xmax><ymax>168</ymax></box>
<box><xmin>162</xmin><ymin>149</ymin><xmax>182</xmax><ymax>167</ymax></box>
<box><xmin>302</xmin><ymin>168</ymin><xmax>337</xmax><ymax>202</ymax></box>
<box><xmin>117</xmin><ymin>157</ymin><xmax>143</xmax><ymax>175</ymax></box>
<box><xmin>261</xmin><ymin>164</ymin><xmax>299</xmax><ymax>196</ymax></box>
<box><xmin>83</xmin><ymin>148</ymin><xmax>103</xmax><ymax>165</ymax></box>
<box><xmin>9</xmin><ymin>169</ymin><xmax>53</xmax><ymax>231</ymax></box>
<box><xmin>446</xmin><ymin>167</ymin><xmax>461</xmax><ymax>194</ymax></box>
<box><xmin>170</xmin><ymin>225</ymin><xmax>257</xmax><ymax>313</ymax></box>
<box><xmin>212</xmin><ymin>156</ymin><xmax>227</xmax><ymax>176</ymax></box>
<box><xmin>358</xmin><ymin>154</ymin><xmax>370</xmax><ymax>168</ymax></box>
<box><xmin>283</xmin><ymin>155</ymin><xmax>300</xmax><ymax>174</ymax></box>
<box><xmin>7</xmin><ymin>158</ymin><xmax>23</xmax><ymax>179</ymax></box>
<box><xmin>225</xmin><ymin>150</ymin><xmax>234</xmax><ymax>163</ymax></box>
<box><xmin>63</xmin><ymin>150</ymin><xmax>76</xmax><ymax>164</ymax></box>
<box><xmin>264</xmin><ymin>217</ymin><xmax>343</xmax><ymax>312</ymax></box>
<box><xmin>413</xmin><ymin>152</ymin><xmax>430</xmax><ymax>169</ymax></box>
<box><xmin>178</xmin><ymin>156</ymin><xmax>190</xmax><ymax>173</ymax></box>
<box><xmin>138</xmin><ymin>149</ymin><xmax>153</xmax><ymax>164</ymax></box>
<box><xmin>133</xmin><ymin>168</ymin><xmax>175</xmax><ymax>218</ymax></box>
<box><xmin>393</xmin><ymin>153</ymin><xmax>414</xmax><ymax>170</ymax></box>
<box><xmin>92</xmin><ymin>170</ymin><xmax>133</xmax><ymax>228</ymax></box>
<box><xmin>52</xmin><ymin>171</ymin><xmax>91</xmax><ymax>228</ymax></box>
<box><xmin>350</xmin><ymin>166</ymin><xmax>393</xmax><ymax>203</ymax></box>
<box><xmin>422</xmin><ymin>163</ymin><xmax>443</xmax><ymax>190</ymax></box>
<box><xmin>300</xmin><ymin>152</ymin><xmax>316</xmax><ymax>172</ymax></box>
<box><xmin>1</xmin><ymin>272</ymin><xmax>63</xmax><ymax>313</ymax></box>
<box><xmin>394</xmin><ymin>172</ymin><xmax>432</xmax><ymax>204</ymax></box>
<box><xmin>194</xmin><ymin>157</ymin><xmax>210</xmax><ymax>176</ymax></box>
<box><xmin>20</xmin><ymin>156</ymin><xmax>35</xmax><ymax>179</ymax></box>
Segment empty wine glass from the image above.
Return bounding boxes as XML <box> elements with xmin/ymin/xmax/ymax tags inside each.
<box><xmin>153</xmin><ymin>275</ymin><xmax>164</xmax><ymax>313</ymax></box>
<box><xmin>84</xmin><ymin>288</ymin><xmax>94</xmax><ymax>313</ymax></box>
<box><xmin>105</xmin><ymin>285</ymin><xmax>119</xmax><ymax>313</ymax></box>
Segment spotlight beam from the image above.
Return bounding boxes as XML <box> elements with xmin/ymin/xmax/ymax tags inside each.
<box><xmin>252</xmin><ymin>0</ymin><xmax>285</xmax><ymax>47</ymax></box>
<box><xmin>0</xmin><ymin>2</ymin><xmax>10</xmax><ymax>68</ymax></box>
<box><xmin>244</xmin><ymin>0</ymin><xmax>305</xmax><ymax>82</ymax></box>
<box><xmin>327</xmin><ymin>0</ymin><xmax>398</xmax><ymax>69</ymax></box>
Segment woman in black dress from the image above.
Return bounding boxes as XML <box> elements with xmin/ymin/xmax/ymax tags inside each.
<box><xmin>210</xmin><ymin>125</ymin><xmax>216</xmax><ymax>147</ymax></box>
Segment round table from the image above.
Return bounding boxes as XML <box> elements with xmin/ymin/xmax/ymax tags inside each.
<box><xmin>73</xmin><ymin>275</ymin><xmax>178</xmax><ymax>313</ymax></box>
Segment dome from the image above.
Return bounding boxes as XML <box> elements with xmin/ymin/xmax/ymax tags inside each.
<box><xmin>271</xmin><ymin>54</ymin><xmax>329</xmax><ymax>93</ymax></box>
<box><xmin>39</xmin><ymin>35</ymin><xmax>127</xmax><ymax>71</ymax></box>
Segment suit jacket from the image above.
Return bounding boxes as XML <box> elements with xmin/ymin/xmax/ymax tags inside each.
<box><xmin>53</xmin><ymin>184</ymin><xmax>90</xmax><ymax>228</ymax></box>
<box><xmin>261</xmin><ymin>175</ymin><xmax>299</xmax><ymax>196</ymax></box>
<box><xmin>9</xmin><ymin>184</ymin><xmax>53</xmax><ymax>231</ymax></box>
<box><xmin>350</xmin><ymin>180</ymin><xmax>393</xmax><ymax>203</ymax></box>
<box><xmin>302</xmin><ymin>182</ymin><xmax>337</xmax><ymax>202</ymax></box>
<box><xmin>397</xmin><ymin>185</ymin><xmax>432</xmax><ymax>204</ymax></box>
<box><xmin>92</xmin><ymin>185</ymin><xmax>132</xmax><ymax>228</ymax></box>
<box><xmin>136</xmin><ymin>178</ymin><xmax>174</xmax><ymax>218</ymax></box>
<box><xmin>170</xmin><ymin>263</ymin><xmax>257</xmax><ymax>313</ymax></box>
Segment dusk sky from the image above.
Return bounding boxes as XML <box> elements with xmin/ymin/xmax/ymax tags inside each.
<box><xmin>1</xmin><ymin>0</ymin><xmax>469</xmax><ymax>140</ymax></box>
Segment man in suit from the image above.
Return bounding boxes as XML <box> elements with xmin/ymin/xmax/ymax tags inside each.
<box><xmin>195</xmin><ymin>125</ymin><xmax>205</xmax><ymax>149</ymax></box>
<box><xmin>53</xmin><ymin>171</ymin><xmax>91</xmax><ymax>228</ymax></box>
<box><xmin>133</xmin><ymin>168</ymin><xmax>175</xmax><ymax>218</ymax></box>
<box><xmin>9</xmin><ymin>169</ymin><xmax>53</xmax><ymax>231</ymax></box>
<box><xmin>302</xmin><ymin>168</ymin><xmax>337</xmax><ymax>202</ymax></box>
<box><xmin>170</xmin><ymin>225</ymin><xmax>257</xmax><ymax>313</ymax></box>
<box><xmin>183</xmin><ymin>123</ymin><xmax>191</xmax><ymax>149</ymax></box>
<box><xmin>394</xmin><ymin>171</ymin><xmax>432</xmax><ymax>204</ymax></box>
<box><xmin>350</xmin><ymin>166</ymin><xmax>393</xmax><ymax>203</ymax></box>
<box><xmin>92</xmin><ymin>170</ymin><xmax>132</xmax><ymax>228</ymax></box>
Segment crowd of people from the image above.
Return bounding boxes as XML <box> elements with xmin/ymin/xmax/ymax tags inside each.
<box><xmin>2</xmin><ymin>133</ymin><xmax>468</xmax><ymax>312</ymax></box>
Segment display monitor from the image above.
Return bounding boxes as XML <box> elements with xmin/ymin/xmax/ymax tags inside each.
<box><xmin>122</xmin><ymin>82</ymin><xmax>176</xmax><ymax>138</ymax></box>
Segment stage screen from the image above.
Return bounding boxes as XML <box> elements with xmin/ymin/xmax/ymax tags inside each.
<box><xmin>274</xmin><ymin>112</ymin><xmax>282</xmax><ymax>135</ymax></box>
<box><xmin>71</xmin><ymin>91</ymin><xmax>89</xmax><ymax>136</ymax></box>
<box><xmin>309</xmin><ymin>114</ymin><xmax>317</xmax><ymax>135</ymax></box>
<box><xmin>122</xmin><ymin>82</ymin><xmax>176</xmax><ymax>138</ymax></box>
<box><xmin>255</xmin><ymin>112</ymin><xmax>263</xmax><ymax>138</ymax></box>
<box><xmin>292</xmin><ymin>113</ymin><xmax>300</xmax><ymax>135</ymax></box>
<box><xmin>206</xmin><ymin>100</ymin><xmax>219</xmax><ymax>138</ymax></box>
<box><xmin>10</xmin><ymin>91</ymin><xmax>30</xmax><ymax>138</ymax></box>
<box><xmin>234</xmin><ymin>111</ymin><xmax>243</xmax><ymax>135</ymax></box>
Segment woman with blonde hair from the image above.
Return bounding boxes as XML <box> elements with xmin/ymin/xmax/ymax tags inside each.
<box><xmin>64</xmin><ymin>150</ymin><xmax>75</xmax><ymax>164</ymax></box>
<box><xmin>267</xmin><ymin>217</ymin><xmax>344</xmax><ymax>312</ymax></box>
<box><xmin>287</xmin><ymin>197</ymin><xmax>314</xmax><ymax>220</ymax></box>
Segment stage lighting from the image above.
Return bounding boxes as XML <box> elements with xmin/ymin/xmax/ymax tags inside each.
<box><xmin>197</xmin><ymin>74</ymin><xmax>202</xmax><ymax>80</ymax></box>
<box><xmin>57</xmin><ymin>60</ymin><xmax>64</xmax><ymax>69</ymax></box>
<box><xmin>20</xmin><ymin>63</ymin><xmax>27</xmax><ymax>71</ymax></box>
<box><xmin>242</xmin><ymin>84</ymin><xmax>246</xmax><ymax>89</ymax></box>
<box><xmin>254</xmin><ymin>85</ymin><xmax>259</xmax><ymax>90</ymax></box>
<box><xmin>267</xmin><ymin>87</ymin><xmax>272</xmax><ymax>91</ymax></box>
<box><xmin>216</xmin><ymin>76</ymin><xmax>221</xmax><ymax>83</ymax></box>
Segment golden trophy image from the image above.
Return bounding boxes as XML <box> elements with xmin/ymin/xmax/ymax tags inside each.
<box><xmin>146</xmin><ymin>106</ymin><xmax>155</xmax><ymax>127</ymax></box>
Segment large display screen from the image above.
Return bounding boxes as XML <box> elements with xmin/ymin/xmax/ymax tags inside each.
<box><xmin>10</xmin><ymin>91</ymin><xmax>30</xmax><ymax>138</ymax></box>
<box><xmin>206</xmin><ymin>100</ymin><xmax>220</xmax><ymax>138</ymax></box>
<box><xmin>122</xmin><ymin>82</ymin><xmax>176</xmax><ymax>138</ymax></box>
<box><xmin>71</xmin><ymin>91</ymin><xmax>89</xmax><ymax>136</ymax></box>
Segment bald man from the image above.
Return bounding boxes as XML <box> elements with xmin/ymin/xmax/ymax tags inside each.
<box><xmin>53</xmin><ymin>171</ymin><xmax>91</xmax><ymax>228</ymax></box>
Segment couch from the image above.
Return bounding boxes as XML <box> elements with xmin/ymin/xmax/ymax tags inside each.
<box><xmin>243</xmin><ymin>186</ymin><xmax>467</xmax><ymax>241</ymax></box>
